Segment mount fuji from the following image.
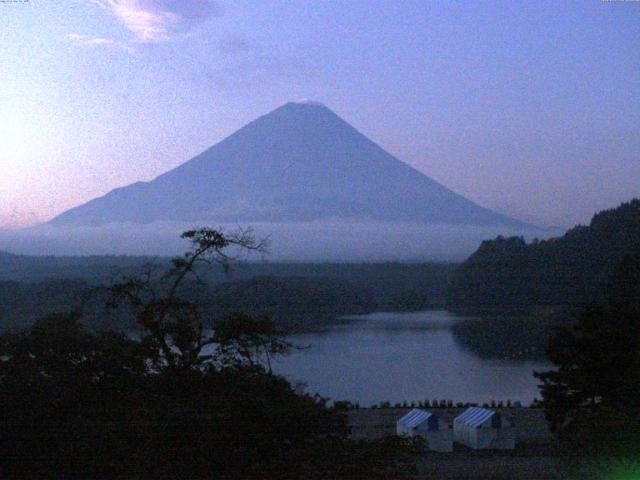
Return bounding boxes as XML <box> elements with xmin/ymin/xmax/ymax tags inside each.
<box><xmin>50</xmin><ymin>102</ymin><xmax>526</xmax><ymax>229</ymax></box>
<box><xmin>2</xmin><ymin>102</ymin><xmax>543</xmax><ymax>259</ymax></box>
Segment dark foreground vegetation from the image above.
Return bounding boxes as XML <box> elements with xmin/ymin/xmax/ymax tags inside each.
<box><xmin>0</xmin><ymin>314</ymin><xmax>424</xmax><ymax>479</ymax></box>
<box><xmin>534</xmin><ymin>254</ymin><xmax>640</xmax><ymax>474</ymax></box>
<box><xmin>2</xmin><ymin>198</ymin><xmax>639</xmax><ymax>478</ymax></box>
<box><xmin>0</xmin><ymin>229</ymin><xmax>422</xmax><ymax>479</ymax></box>
<box><xmin>437</xmin><ymin>199</ymin><xmax>640</xmax><ymax>477</ymax></box>
<box><xmin>535</xmin><ymin>255</ymin><xmax>640</xmax><ymax>480</ymax></box>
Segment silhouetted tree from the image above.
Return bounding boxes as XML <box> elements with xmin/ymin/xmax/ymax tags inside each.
<box><xmin>535</xmin><ymin>255</ymin><xmax>640</xmax><ymax>456</ymax></box>
<box><xmin>0</xmin><ymin>313</ymin><xmax>148</xmax><ymax>477</ymax></box>
<box><xmin>212</xmin><ymin>312</ymin><xmax>292</xmax><ymax>372</ymax></box>
<box><xmin>106</xmin><ymin>227</ymin><xmax>267</xmax><ymax>370</ymax></box>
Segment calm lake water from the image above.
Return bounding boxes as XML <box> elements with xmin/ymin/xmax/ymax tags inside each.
<box><xmin>272</xmin><ymin>310</ymin><xmax>551</xmax><ymax>406</ymax></box>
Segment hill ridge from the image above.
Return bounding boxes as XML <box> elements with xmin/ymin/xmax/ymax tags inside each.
<box><xmin>447</xmin><ymin>198</ymin><xmax>640</xmax><ymax>309</ymax></box>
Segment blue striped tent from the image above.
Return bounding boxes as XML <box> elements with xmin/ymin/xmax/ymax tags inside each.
<box><xmin>454</xmin><ymin>407</ymin><xmax>501</xmax><ymax>428</ymax></box>
<box><xmin>396</xmin><ymin>408</ymin><xmax>453</xmax><ymax>451</ymax></box>
<box><xmin>454</xmin><ymin>407</ymin><xmax>515</xmax><ymax>449</ymax></box>
<box><xmin>397</xmin><ymin>408</ymin><xmax>439</xmax><ymax>433</ymax></box>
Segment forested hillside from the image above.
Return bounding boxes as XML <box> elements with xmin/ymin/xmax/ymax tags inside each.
<box><xmin>0</xmin><ymin>262</ymin><xmax>454</xmax><ymax>333</ymax></box>
<box><xmin>202</xmin><ymin>276</ymin><xmax>373</xmax><ymax>331</ymax></box>
<box><xmin>0</xmin><ymin>251</ymin><xmax>150</xmax><ymax>283</ymax></box>
<box><xmin>447</xmin><ymin>199</ymin><xmax>640</xmax><ymax>310</ymax></box>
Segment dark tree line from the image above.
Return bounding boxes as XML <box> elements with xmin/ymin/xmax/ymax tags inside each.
<box><xmin>0</xmin><ymin>260</ymin><xmax>454</xmax><ymax>335</ymax></box>
<box><xmin>447</xmin><ymin>199</ymin><xmax>640</xmax><ymax>311</ymax></box>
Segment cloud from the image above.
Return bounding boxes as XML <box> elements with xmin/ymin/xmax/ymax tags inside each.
<box><xmin>68</xmin><ymin>33</ymin><xmax>135</xmax><ymax>53</ymax></box>
<box><xmin>1</xmin><ymin>220</ymin><xmax>547</xmax><ymax>259</ymax></box>
<box><xmin>91</xmin><ymin>0</ymin><xmax>222</xmax><ymax>43</ymax></box>
<box><xmin>68</xmin><ymin>33</ymin><xmax>115</xmax><ymax>46</ymax></box>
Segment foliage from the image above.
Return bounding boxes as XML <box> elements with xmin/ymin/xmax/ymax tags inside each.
<box><xmin>203</xmin><ymin>275</ymin><xmax>375</xmax><ymax>331</ymax></box>
<box><xmin>451</xmin><ymin>306</ymin><xmax>571</xmax><ymax>360</ymax></box>
<box><xmin>104</xmin><ymin>227</ymin><xmax>267</xmax><ymax>370</ymax></box>
<box><xmin>0</xmin><ymin>279</ymin><xmax>92</xmax><ymax>332</ymax></box>
<box><xmin>0</xmin><ymin>313</ymin><xmax>148</xmax><ymax>478</ymax></box>
<box><xmin>534</xmin><ymin>254</ymin><xmax>640</xmax><ymax>456</ymax></box>
<box><xmin>212</xmin><ymin>312</ymin><xmax>293</xmax><ymax>371</ymax></box>
<box><xmin>0</xmin><ymin>314</ymin><xmax>352</xmax><ymax>478</ymax></box>
<box><xmin>447</xmin><ymin>199</ymin><xmax>640</xmax><ymax>310</ymax></box>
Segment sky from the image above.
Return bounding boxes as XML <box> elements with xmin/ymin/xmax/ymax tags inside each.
<box><xmin>1</xmin><ymin>0</ymin><xmax>639</xmax><ymax>229</ymax></box>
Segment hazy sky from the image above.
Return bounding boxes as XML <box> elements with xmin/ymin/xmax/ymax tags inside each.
<box><xmin>1</xmin><ymin>0</ymin><xmax>638</xmax><ymax>229</ymax></box>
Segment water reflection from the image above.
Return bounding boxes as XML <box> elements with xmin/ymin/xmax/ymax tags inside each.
<box><xmin>273</xmin><ymin>310</ymin><xmax>551</xmax><ymax>406</ymax></box>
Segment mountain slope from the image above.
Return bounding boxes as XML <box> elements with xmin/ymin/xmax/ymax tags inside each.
<box><xmin>50</xmin><ymin>102</ymin><xmax>525</xmax><ymax>228</ymax></box>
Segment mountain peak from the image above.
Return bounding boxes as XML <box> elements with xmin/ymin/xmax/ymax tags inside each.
<box><xmin>49</xmin><ymin>103</ymin><xmax>528</xmax><ymax>229</ymax></box>
<box><xmin>274</xmin><ymin>100</ymin><xmax>332</xmax><ymax>117</ymax></box>
<box><xmin>271</xmin><ymin>100</ymin><xmax>332</xmax><ymax>117</ymax></box>
<box><xmin>288</xmin><ymin>99</ymin><xmax>326</xmax><ymax>107</ymax></box>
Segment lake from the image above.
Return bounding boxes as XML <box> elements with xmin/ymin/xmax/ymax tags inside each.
<box><xmin>272</xmin><ymin>310</ymin><xmax>551</xmax><ymax>406</ymax></box>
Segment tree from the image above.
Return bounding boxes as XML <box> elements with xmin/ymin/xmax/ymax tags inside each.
<box><xmin>534</xmin><ymin>255</ymin><xmax>640</xmax><ymax>455</ymax></box>
<box><xmin>106</xmin><ymin>227</ymin><xmax>267</xmax><ymax>370</ymax></box>
<box><xmin>0</xmin><ymin>313</ymin><xmax>343</xmax><ymax>478</ymax></box>
<box><xmin>212</xmin><ymin>312</ymin><xmax>293</xmax><ymax>372</ymax></box>
<box><xmin>0</xmin><ymin>313</ymin><xmax>149</xmax><ymax>478</ymax></box>
<box><xmin>447</xmin><ymin>199</ymin><xmax>640</xmax><ymax>310</ymax></box>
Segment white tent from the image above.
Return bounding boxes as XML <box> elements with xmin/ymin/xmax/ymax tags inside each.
<box><xmin>453</xmin><ymin>407</ymin><xmax>515</xmax><ymax>450</ymax></box>
<box><xmin>396</xmin><ymin>408</ymin><xmax>453</xmax><ymax>452</ymax></box>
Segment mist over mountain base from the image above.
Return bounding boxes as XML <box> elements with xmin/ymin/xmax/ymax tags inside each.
<box><xmin>0</xmin><ymin>221</ymin><xmax>553</xmax><ymax>261</ymax></box>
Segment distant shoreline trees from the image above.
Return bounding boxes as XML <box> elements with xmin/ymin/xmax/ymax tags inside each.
<box><xmin>447</xmin><ymin>199</ymin><xmax>640</xmax><ymax>311</ymax></box>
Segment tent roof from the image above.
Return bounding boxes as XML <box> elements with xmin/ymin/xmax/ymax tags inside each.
<box><xmin>455</xmin><ymin>407</ymin><xmax>496</xmax><ymax>427</ymax></box>
<box><xmin>397</xmin><ymin>408</ymin><xmax>433</xmax><ymax>428</ymax></box>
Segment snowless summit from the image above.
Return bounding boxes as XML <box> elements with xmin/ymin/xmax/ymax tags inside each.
<box><xmin>50</xmin><ymin>102</ymin><xmax>526</xmax><ymax>228</ymax></box>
